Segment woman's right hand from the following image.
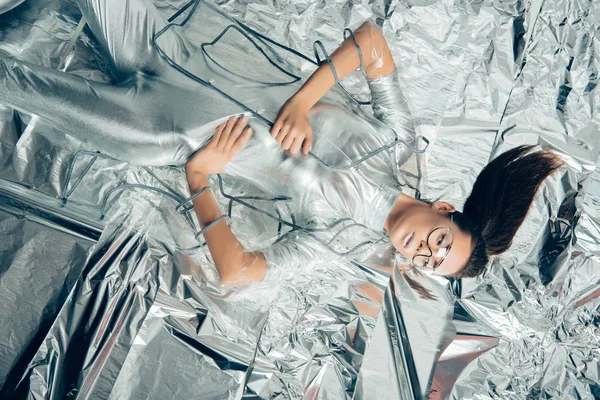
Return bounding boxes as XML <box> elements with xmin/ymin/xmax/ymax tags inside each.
<box><xmin>185</xmin><ymin>115</ymin><xmax>253</xmax><ymax>182</ymax></box>
<box><xmin>270</xmin><ymin>96</ymin><xmax>313</xmax><ymax>156</ymax></box>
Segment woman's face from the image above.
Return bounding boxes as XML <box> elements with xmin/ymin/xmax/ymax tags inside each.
<box><xmin>386</xmin><ymin>199</ymin><xmax>473</xmax><ymax>276</ymax></box>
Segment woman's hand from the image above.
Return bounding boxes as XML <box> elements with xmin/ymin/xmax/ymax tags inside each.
<box><xmin>185</xmin><ymin>115</ymin><xmax>253</xmax><ymax>183</ymax></box>
<box><xmin>270</xmin><ymin>96</ymin><xmax>313</xmax><ymax>156</ymax></box>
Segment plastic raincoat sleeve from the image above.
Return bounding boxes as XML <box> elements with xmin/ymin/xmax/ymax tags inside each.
<box><xmin>367</xmin><ymin>69</ymin><xmax>416</xmax><ymax>165</ymax></box>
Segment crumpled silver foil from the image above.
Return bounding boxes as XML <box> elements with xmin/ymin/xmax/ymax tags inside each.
<box><xmin>0</xmin><ymin>0</ymin><xmax>598</xmax><ymax>399</ymax></box>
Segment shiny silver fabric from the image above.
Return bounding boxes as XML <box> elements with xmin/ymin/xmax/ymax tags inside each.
<box><xmin>0</xmin><ymin>0</ymin><xmax>243</xmax><ymax>166</ymax></box>
<box><xmin>0</xmin><ymin>0</ymin><xmax>23</xmax><ymax>14</ymax></box>
<box><xmin>1</xmin><ymin>0</ymin><xmax>599</xmax><ymax>399</ymax></box>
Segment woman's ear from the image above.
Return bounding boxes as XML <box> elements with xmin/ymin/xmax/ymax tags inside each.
<box><xmin>431</xmin><ymin>201</ymin><xmax>456</xmax><ymax>213</ymax></box>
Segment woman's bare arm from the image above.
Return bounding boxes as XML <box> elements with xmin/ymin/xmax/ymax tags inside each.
<box><xmin>294</xmin><ymin>21</ymin><xmax>396</xmax><ymax>107</ymax></box>
<box><xmin>185</xmin><ymin>116</ymin><xmax>267</xmax><ymax>285</ymax></box>
<box><xmin>270</xmin><ymin>21</ymin><xmax>396</xmax><ymax>155</ymax></box>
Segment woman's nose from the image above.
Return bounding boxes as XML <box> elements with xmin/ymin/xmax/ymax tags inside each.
<box><xmin>416</xmin><ymin>239</ymin><xmax>428</xmax><ymax>253</ymax></box>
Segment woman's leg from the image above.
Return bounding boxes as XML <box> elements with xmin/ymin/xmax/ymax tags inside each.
<box><xmin>0</xmin><ymin>1</ymin><xmax>238</xmax><ymax>166</ymax></box>
<box><xmin>75</xmin><ymin>0</ymin><xmax>182</xmax><ymax>79</ymax></box>
<box><xmin>0</xmin><ymin>55</ymin><xmax>200</xmax><ymax>165</ymax></box>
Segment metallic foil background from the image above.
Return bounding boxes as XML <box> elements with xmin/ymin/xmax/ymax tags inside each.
<box><xmin>0</xmin><ymin>0</ymin><xmax>598</xmax><ymax>399</ymax></box>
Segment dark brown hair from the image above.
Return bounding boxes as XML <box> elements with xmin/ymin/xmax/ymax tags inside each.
<box><xmin>452</xmin><ymin>145</ymin><xmax>564</xmax><ymax>279</ymax></box>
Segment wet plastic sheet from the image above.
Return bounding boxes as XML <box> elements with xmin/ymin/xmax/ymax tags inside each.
<box><xmin>0</xmin><ymin>0</ymin><xmax>599</xmax><ymax>399</ymax></box>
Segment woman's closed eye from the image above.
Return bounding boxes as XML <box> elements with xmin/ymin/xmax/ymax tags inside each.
<box><xmin>437</xmin><ymin>234</ymin><xmax>445</xmax><ymax>246</ymax></box>
<box><xmin>431</xmin><ymin>232</ymin><xmax>446</xmax><ymax>247</ymax></box>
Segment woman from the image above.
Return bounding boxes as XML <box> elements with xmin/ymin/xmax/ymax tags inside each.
<box><xmin>180</xmin><ymin>13</ymin><xmax>563</xmax><ymax>284</ymax></box>
<box><xmin>0</xmin><ymin>0</ymin><xmax>563</xmax><ymax>285</ymax></box>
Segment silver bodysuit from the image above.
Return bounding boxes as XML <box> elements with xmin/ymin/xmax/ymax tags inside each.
<box><xmin>0</xmin><ymin>0</ymin><xmax>416</xmax><ymax>278</ymax></box>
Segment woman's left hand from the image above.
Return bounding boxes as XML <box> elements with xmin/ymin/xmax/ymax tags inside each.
<box><xmin>270</xmin><ymin>97</ymin><xmax>313</xmax><ymax>156</ymax></box>
<box><xmin>185</xmin><ymin>115</ymin><xmax>253</xmax><ymax>181</ymax></box>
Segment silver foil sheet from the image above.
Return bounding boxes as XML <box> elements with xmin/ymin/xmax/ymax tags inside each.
<box><xmin>0</xmin><ymin>0</ymin><xmax>599</xmax><ymax>399</ymax></box>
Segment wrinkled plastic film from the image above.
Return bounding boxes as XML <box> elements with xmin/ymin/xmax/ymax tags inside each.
<box><xmin>306</xmin><ymin>22</ymin><xmax>390</xmax><ymax>95</ymax></box>
<box><xmin>367</xmin><ymin>70</ymin><xmax>417</xmax><ymax>169</ymax></box>
<box><xmin>354</xmin><ymin>21</ymin><xmax>390</xmax><ymax>76</ymax></box>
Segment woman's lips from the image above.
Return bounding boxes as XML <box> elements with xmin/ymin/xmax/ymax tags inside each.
<box><xmin>403</xmin><ymin>232</ymin><xmax>414</xmax><ymax>249</ymax></box>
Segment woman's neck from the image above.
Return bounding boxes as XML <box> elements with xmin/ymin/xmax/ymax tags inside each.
<box><xmin>384</xmin><ymin>193</ymin><xmax>422</xmax><ymax>232</ymax></box>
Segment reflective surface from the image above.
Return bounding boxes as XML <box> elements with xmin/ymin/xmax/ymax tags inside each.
<box><xmin>0</xmin><ymin>0</ymin><xmax>599</xmax><ymax>399</ymax></box>
<box><xmin>0</xmin><ymin>0</ymin><xmax>23</xmax><ymax>14</ymax></box>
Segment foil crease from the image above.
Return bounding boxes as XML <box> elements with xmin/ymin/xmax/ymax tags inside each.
<box><xmin>0</xmin><ymin>0</ymin><xmax>598</xmax><ymax>399</ymax></box>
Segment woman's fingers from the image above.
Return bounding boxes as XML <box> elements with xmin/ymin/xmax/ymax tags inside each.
<box><xmin>289</xmin><ymin>136</ymin><xmax>304</xmax><ymax>155</ymax></box>
<box><xmin>218</xmin><ymin>115</ymin><xmax>240</xmax><ymax>150</ymax></box>
<box><xmin>270</xmin><ymin>118</ymin><xmax>283</xmax><ymax>138</ymax></box>
<box><xmin>274</xmin><ymin>123</ymin><xmax>291</xmax><ymax>145</ymax></box>
<box><xmin>219</xmin><ymin>115</ymin><xmax>311</xmax><ymax>156</ymax></box>
<box><xmin>210</xmin><ymin>122</ymin><xmax>226</xmax><ymax>147</ymax></box>
<box><xmin>231</xmin><ymin>127</ymin><xmax>253</xmax><ymax>155</ymax></box>
<box><xmin>225</xmin><ymin>116</ymin><xmax>248</xmax><ymax>151</ymax></box>
<box><xmin>281</xmin><ymin>130</ymin><xmax>296</xmax><ymax>150</ymax></box>
<box><xmin>302</xmin><ymin>135</ymin><xmax>313</xmax><ymax>156</ymax></box>
<box><xmin>271</xmin><ymin>106</ymin><xmax>293</xmax><ymax>137</ymax></box>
